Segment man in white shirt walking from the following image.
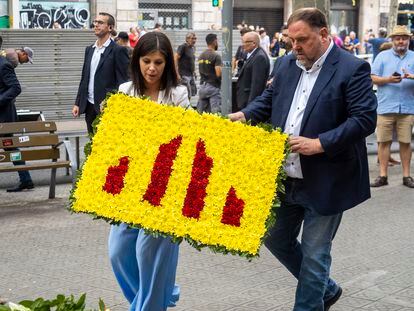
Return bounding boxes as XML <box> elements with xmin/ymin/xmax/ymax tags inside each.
<box><xmin>72</xmin><ymin>12</ymin><xmax>129</xmax><ymax>134</ymax></box>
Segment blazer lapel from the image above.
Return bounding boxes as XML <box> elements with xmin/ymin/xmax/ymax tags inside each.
<box><xmin>300</xmin><ymin>46</ymin><xmax>339</xmax><ymax>133</ymax></box>
<box><xmin>238</xmin><ymin>48</ymin><xmax>260</xmax><ymax>77</ymax></box>
<box><xmin>95</xmin><ymin>40</ymin><xmax>114</xmax><ymax>73</ymax></box>
<box><xmin>279</xmin><ymin>58</ymin><xmax>302</xmax><ymax>128</ymax></box>
<box><xmin>85</xmin><ymin>46</ymin><xmax>94</xmax><ymax>81</ymax></box>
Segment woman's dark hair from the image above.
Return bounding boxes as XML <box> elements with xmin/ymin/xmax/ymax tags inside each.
<box><xmin>130</xmin><ymin>32</ymin><xmax>178</xmax><ymax>95</ymax></box>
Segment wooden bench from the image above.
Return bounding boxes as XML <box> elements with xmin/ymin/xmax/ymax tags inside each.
<box><xmin>0</xmin><ymin>121</ymin><xmax>77</xmax><ymax>198</ymax></box>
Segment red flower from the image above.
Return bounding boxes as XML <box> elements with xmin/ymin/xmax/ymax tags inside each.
<box><xmin>182</xmin><ymin>139</ymin><xmax>213</xmax><ymax>219</ymax></box>
<box><xmin>221</xmin><ymin>186</ymin><xmax>245</xmax><ymax>227</ymax></box>
<box><xmin>143</xmin><ymin>136</ymin><xmax>183</xmax><ymax>206</ymax></box>
<box><xmin>103</xmin><ymin>156</ymin><xmax>130</xmax><ymax>195</ymax></box>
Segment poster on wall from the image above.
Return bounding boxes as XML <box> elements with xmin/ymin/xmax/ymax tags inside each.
<box><xmin>19</xmin><ymin>1</ymin><xmax>90</xmax><ymax>29</ymax></box>
<box><xmin>0</xmin><ymin>0</ymin><xmax>9</xmax><ymax>28</ymax></box>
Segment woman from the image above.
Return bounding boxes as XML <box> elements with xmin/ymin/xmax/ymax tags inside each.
<box><xmin>109</xmin><ymin>31</ymin><xmax>189</xmax><ymax>311</ymax></box>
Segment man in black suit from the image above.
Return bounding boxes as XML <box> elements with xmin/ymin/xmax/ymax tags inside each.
<box><xmin>0</xmin><ymin>47</ymin><xmax>35</xmax><ymax>192</ymax></box>
<box><xmin>72</xmin><ymin>12</ymin><xmax>129</xmax><ymax>134</ymax></box>
<box><xmin>235</xmin><ymin>31</ymin><xmax>270</xmax><ymax>110</ymax></box>
<box><xmin>230</xmin><ymin>8</ymin><xmax>377</xmax><ymax>310</ymax></box>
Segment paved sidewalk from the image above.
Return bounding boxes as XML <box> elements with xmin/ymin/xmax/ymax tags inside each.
<box><xmin>1</xmin><ymin>155</ymin><xmax>414</xmax><ymax>311</ymax></box>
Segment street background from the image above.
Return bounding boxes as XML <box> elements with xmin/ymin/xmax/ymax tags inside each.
<box><xmin>1</xmin><ymin>136</ymin><xmax>414</xmax><ymax>311</ymax></box>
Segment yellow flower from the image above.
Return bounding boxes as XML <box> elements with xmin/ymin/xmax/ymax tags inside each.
<box><xmin>71</xmin><ymin>93</ymin><xmax>288</xmax><ymax>257</ymax></box>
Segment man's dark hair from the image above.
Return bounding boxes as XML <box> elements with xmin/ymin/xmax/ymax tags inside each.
<box><xmin>259</xmin><ymin>29</ymin><xmax>265</xmax><ymax>35</ymax></box>
<box><xmin>240</xmin><ymin>27</ymin><xmax>250</xmax><ymax>36</ymax></box>
<box><xmin>130</xmin><ymin>32</ymin><xmax>178</xmax><ymax>96</ymax></box>
<box><xmin>117</xmin><ymin>31</ymin><xmax>129</xmax><ymax>41</ymax></box>
<box><xmin>280</xmin><ymin>25</ymin><xmax>288</xmax><ymax>32</ymax></box>
<box><xmin>99</xmin><ymin>12</ymin><xmax>115</xmax><ymax>27</ymax></box>
<box><xmin>205</xmin><ymin>33</ymin><xmax>217</xmax><ymax>45</ymax></box>
<box><xmin>379</xmin><ymin>27</ymin><xmax>387</xmax><ymax>38</ymax></box>
<box><xmin>287</xmin><ymin>8</ymin><xmax>328</xmax><ymax>29</ymax></box>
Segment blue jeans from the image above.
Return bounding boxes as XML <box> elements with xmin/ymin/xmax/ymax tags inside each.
<box><xmin>108</xmin><ymin>223</ymin><xmax>180</xmax><ymax>311</ymax></box>
<box><xmin>265</xmin><ymin>178</ymin><xmax>342</xmax><ymax>311</ymax></box>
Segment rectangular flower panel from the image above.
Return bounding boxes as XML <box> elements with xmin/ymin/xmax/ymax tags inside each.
<box><xmin>70</xmin><ymin>94</ymin><xmax>288</xmax><ymax>257</ymax></box>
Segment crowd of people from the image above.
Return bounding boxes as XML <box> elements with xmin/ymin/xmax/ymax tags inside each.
<box><xmin>1</xmin><ymin>7</ymin><xmax>413</xmax><ymax>311</ymax></box>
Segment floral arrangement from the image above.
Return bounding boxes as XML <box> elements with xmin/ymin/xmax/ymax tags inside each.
<box><xmin>70</xmin><ymin>93</ymin><xmax>288</xmax><ymax>258</ymax></box>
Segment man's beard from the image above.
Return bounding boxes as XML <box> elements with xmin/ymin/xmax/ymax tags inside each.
<box><xmin>394</xmin><ymin>45</ymin><xmax>408</xmax><ymax>53</ymax></box>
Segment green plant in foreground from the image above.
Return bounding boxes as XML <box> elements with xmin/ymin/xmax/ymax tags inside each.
<box><xmin>0</xmin><ymin>294</ymin><xmax>107</xmax><ymax>311</ymax></box>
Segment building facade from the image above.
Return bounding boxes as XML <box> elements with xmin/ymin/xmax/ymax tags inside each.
<box><xmin>0</xmin><ymin>0</ymin><xmax>413</xmax><ymax>42</ymax></box>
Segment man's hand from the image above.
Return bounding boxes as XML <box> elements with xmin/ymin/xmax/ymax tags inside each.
<box><xmin>228</xmin><ymin>111</ymin><xmax>246</xmax><ymax>123</ymax></box>
<box><xmin>289</xmin><ymin>136</ymin><xmax>324</xmax><ymax>155</ymax></box>
<box><xmin>72</xmin><ymin>105</ymin><xmax>79</xmax><ymax>117</ymax></box>
<box><xmin>388</xmin><ymin>74</ymin><xmax>402</xmax><ymax>83</ymax></box>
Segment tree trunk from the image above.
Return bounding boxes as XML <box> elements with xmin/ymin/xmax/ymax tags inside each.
<box><xmin>387</xmin><ymin>0</ymin><xmax>399</xmax><ymax>35</ymax></box>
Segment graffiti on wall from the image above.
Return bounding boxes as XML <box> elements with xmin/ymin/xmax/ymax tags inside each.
<box><xmin>20</xmin><ymin>1</ymin><xmax>90</xmax><ymax>29</ymax></box>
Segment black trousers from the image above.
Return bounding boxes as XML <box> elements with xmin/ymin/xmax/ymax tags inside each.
<box><xmin>85</xmin><ymin>102</ymin><xmax>98</xmax><ymax>135</ymax></box>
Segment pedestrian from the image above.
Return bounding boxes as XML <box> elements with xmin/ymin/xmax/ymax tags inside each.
<box><xmin>370</xmin><ymin>25</ymin><xmax>414</xmax><ymax>188</ymax></box>
<box><xmin>197</xmin><ymin>33</ymin><xmax>222</xmax><ymax>113</ymax></box>
<box><xmin>232</xmin><ymin>27</ymin><xmax>250</xmax><ymax>77</ymax></box>
<box><xmin>72</xmin><ymin>12</ymin><xmax>129</xmax><ymax>134</ymax></box>
<box><xmin>235</xmin><ymin>31</ymin><xmax>269</xmax><ymax>110</ymax></box>
<box><xmin>153</xmin><ymin>22</ymin><xmax>163</xmax><ymax>32</ymax></box>
<box><xmin>349</xmin><ymin>31</ymin><xmax>361</xmax><ymax>54</ymax></box>
<box><xmin>229</xmin><ymin>8</ymin><xmax>377</xmax><ymax>310</ymax></box>
<box><xmin>0</xmin><ymin>47</ymin><xmax>36</xmax><ymax>192</ymax></box>
<box><xmin>368</xmin><ymin>27</ymin><xmax>389</xmax><ymax>60</ymax></box>
<box><xmin>267</xmin><ymin>25</ymin><xmax>293</xmax><ymax>87</ymax></box>
<box><xmin>175</xmin><ymin>32</ymin><xmax>197</xmax><ymax>101</ymax></box>
<box><xmin>269</xmin><ymin>31</ymin><xmax>280</xmax><ymax>57</ymax></box>
<box><xmin>116</xmin><ymin>31</ymin><xmax>133</xmax><ymax>58</ymax></box>
<box><xmin>110</xmin><ymin>31</ymin><xmax>189</xmax><ymax>311</ymax></box>
<box><xmin>128</xmin><ymin>27</ymin><xmax>139</xmax><ymax>48</ymax></box>
<box><xmin>259</xmin><ymin>28</ymin><xmax>270</xmax><ymax>56</ymax></box>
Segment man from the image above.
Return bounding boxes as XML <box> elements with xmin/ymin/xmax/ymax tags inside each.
<box><xmin>367</xmin><ymin>27</ymin><xmax>388</xmax><ymax>60</ymax></box>
<box><xmin>72</xmin><ymin>12</ymin><xmax>129</xmax><ymax>134</ymax></box>
<box><xmin>235</xmin><ymin>31</ymin><xmax>269</xmax><ymax>110</ymax></box>
<box><xmin>115</xmin><ymin>31</ymin><xmax>133</xmax><ymax>58</ymax></box>
<box><xmin>370</xmin><ymin>25</ymin><xmax>414</xmax><ymax>188</ymax></box>
<box><xmin>175</xmin><ymin>32</ymin><xmax>197</xmax><ymax>101</ymax></box>
<box><xmin>232</xmin><ymin>27</ymin><xmax>250</xmax><ymax>77</ymax></box>
<box><xmin>259</xmin><ymin>28</ymin><xmax>270</xmax><ymax>56</ymax></box>
<box><xmin>349</xmin><ymin>31</ymin><xmax>360</xmax><ymax>54</ymax></box>
<box><xmin>267</xmin><ymin>25</ymin><xmax>293</xmax><ymax>86</ymax></box>
<box><xmin>197</xmin><ymin>33</ymin><xmax>222</xmax><ymax>113</ymax></box>
<box><xmin>229</xmin><ymin>8</ymin><xmax>377</xmax><ymax>310</ymax></box>
<box><xmin>0</xmin><ymin>47</ymin><xmax>35</xmax><ymax>192</ymax></box>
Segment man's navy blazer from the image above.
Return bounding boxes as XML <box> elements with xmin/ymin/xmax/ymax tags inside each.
<box><xmin>75</xmin><ymin>40</ymin><xmax>129</xmax><ymax>114</ymax></box>
<box><xmin>242</xmin><ymin>44</ymin><xmax>377</xmax><ymax>215</ymax></box>
<box><xmin>0</xmin><ymin>57</ymin><xmax>21</xmax><ymax>123</ymax></box>
<box><xmin>236</xmin><ymin>47</ymin><xmax>270</xmax><ymax>110</ymax></box>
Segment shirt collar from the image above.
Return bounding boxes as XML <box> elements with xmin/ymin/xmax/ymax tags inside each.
<box><xmin>93</xmin><ymin>37</ymin><xmax>112</xmax><ymax>49</ymax></box>
<box><xmin>247</xmin><ymin>48</ymin><xmax>258</xmax><ymax>59</ymax></box>
<box><xmin>391</xmin><ymin>48</ymin><xmax>408</xmax><ymax>59</ymax></box>
<box><xmin>296</xmin><ymin>39</ymin><xmax>334</xmax><ymax>73</ymax></box>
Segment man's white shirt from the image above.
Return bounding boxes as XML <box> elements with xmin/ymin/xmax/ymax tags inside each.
<box><xmin>88</xmin><ymin>37</ymin><xmax>112</xmax><ymax>104</ymax></box>
<box><xmin>284</xmin><ymin>40</ymin><xmax>334</xmax><ymax>178</ymax></box>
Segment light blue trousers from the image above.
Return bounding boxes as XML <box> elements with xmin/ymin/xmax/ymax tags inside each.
<box><xmin>108</xmin><ymin>223</ymin><xmax>180</xmax><ymax>311</ymax></box>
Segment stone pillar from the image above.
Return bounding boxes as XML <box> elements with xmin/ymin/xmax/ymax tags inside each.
<box><xmin>292</xmin><ymin>0</ymin><xmax>330</xmax><ymax>20</ymax></box>
<box><xmin>284</xmin><ymin>0</ymin><xmax>293</xmax><ymax>23</ymax></box>
<box><xmin>9</xmin><ymin>0</ymin><xmax>19</xmax><ymax>29</ymax></box>
<box><xmin>359</xmin><ymin>0</ymin><xmax>380</xmax><ymax>41</ymax></box>
<box><xmin>117</xmin><ymin>0</ymin><xmax>138</xmax><ymax>32</ymax></box>
<box><xmin>193</xmin><ymin>0</ymin><xmax>222</xmax><ymax>30</ymax></box>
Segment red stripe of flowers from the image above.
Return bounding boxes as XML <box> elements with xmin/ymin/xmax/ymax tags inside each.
<box><xmin>102</xmin><ymin>156</ymin><xmax>130</xmax><ymax>195</ymax></box>
<box><xmin>143</xmin><ymin>136</ymin><xmax>183</xmax><ymax>206</ymax></box>
<box><xmin>182</xmin><ymin>139</ymin><xmax>213</xmax><ymax>219</ymax></box>
<box><xmin>221</xmin><ymin>186</ymin><xmax>245</xmax><ymax>227</ymax></box>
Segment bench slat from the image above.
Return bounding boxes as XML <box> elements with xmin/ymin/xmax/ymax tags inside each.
<box><xmin>1</xmin><ymin>134</ymin><xmax>59</xmax><ymax>148</ymax></box>
<box><xmin>0</xmin><ymin>149</ymin><xmax>60</xmax><ymax>163</ymax></box>
<box><xmin>0</xmin><ymin>161</ymin><xmax>71</xmax><ymax>172</ymax></box>
<box><xmin>0</xmin><ymin>121</ymin><xmax>57</xmax><ymax>135</ymax></box>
